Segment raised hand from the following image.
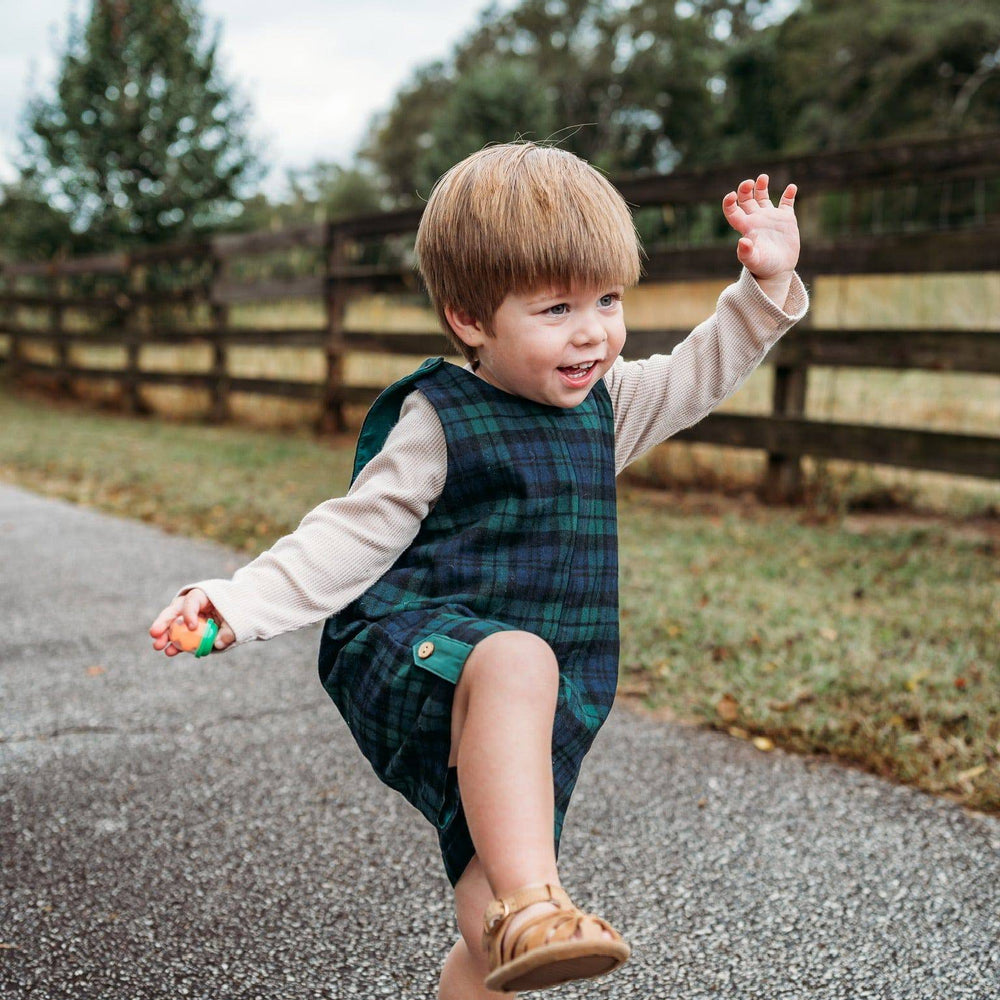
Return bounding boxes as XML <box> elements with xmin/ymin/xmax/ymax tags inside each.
<box><xmin>722</xmin><ymin>174</ymin><xmax>800</xmax><ymax>282</ymax></box>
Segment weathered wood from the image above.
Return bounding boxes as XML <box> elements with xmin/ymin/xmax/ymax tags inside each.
<box><xmin>129</xmin><ymin>241</ymin><xmax>211</xmax><ymax>264</ymax></box>
<box><xmin>615</xmin><ymin>130</ymin><xmax>1000</xmax><ymax>207</ymax></box>
<box><xmin>320</xmin><ymin>229</ymin><xmax>350</xmax><ymax>433</ymax></box>
<box><xmin>771</xmin><ymin>329</ymin><xmax>1000</xmax><ymax>374</ymax></box>
<box><xmin>765</xmin><ymin>352</ymin><xmax>809</xmax><ymax>503</ymax></box>
<box><xmin>6</xmin><ymin>130</ymin><xmax>1000</xmax><ymax>489</ymax></box>
<box><xmin>51</xmin><ymin>275</ymin><xmax>72</xmax><ymax>400</ymax></box>
<box><xmin>3</xmin><ymin>253</ymin><xmax>127</xmax><ymax>278</ymax></box>
<box><xmin>342</xmin><ymin>330</ymin><xmax>451</xmax><ymax>356</ymax></box>
<box><xmin>643</xmin><ymin>224</ymin><xmax>1000</xmax><ymax>280</ymax></box>
<box><xmin>210</xmin><ymin>275</ymin><xmax>325</xmax><ymax>305</ymax></box>
<box><xmin>121</xmin><ymin>259</ymin><xmax>148</xmax><ymax>414</ymax></box>
<box><xmin>333</xmin><ymin>207</ymin><xmax>424</xmax><ymax>239</ymax></box>
<box><xmin>675</xmin><ymin>414</ymin><xmax>1000</xmax><ymax>480</ymax></box>
<box><xmin>211</xmin><ymin>223</ymin><xmax>326</xmax><ymax>258</ymax></box>
<box><xmin>0</xmin><ymin>325</ymin><xmax>328</xmax><ymax>347</ymax></box>
<box><xmin>0</xmin><ymin>293</ymin><xmax>123</xmax><ymax>309</ymax></box>
<box><xmin>208</xmin><ymin>253</ymin><xmax>230</xmax><ymax>423</ymax></box>
<box><xmin>9</xmin><ymin>324</ymin><xmax>1000</xmax><ymax>375</ymax></box>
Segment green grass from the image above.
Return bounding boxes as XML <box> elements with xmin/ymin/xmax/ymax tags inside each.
<box><xmin>2</xmin><ymin>381</ymin><xmax>997</xmax><ymax>813</ymax></box>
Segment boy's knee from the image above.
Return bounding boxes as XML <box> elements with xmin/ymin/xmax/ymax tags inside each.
<box><xmin>465</xmin><ymin>630</ymin><xmax>559</xmax><ymax>700</ymax></box>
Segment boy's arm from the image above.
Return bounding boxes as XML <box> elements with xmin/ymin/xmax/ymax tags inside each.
<box><xmin>170</xmin><ymin>391</ymin><xmax>447</xmax><ymax>645</ymax></box>
<box><xmin>605</xmin><ymin>266</ymin><xmax>808</xmax><ymax>474</ymax></box>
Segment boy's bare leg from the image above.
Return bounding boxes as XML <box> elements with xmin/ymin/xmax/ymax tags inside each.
<box><xmin>436</xmin><ymin>630</ymin><xmax>612</xmax><ymax>1000</ymax></box>
<box><xmin>437</xmin><ymin>856</ymin><xmax>514</xmax><ymax>999</ymax></box>
<box><xmin>453</xmin><ymin>631</ymin><xmax>562</xmax><ymax>892</ymax></box>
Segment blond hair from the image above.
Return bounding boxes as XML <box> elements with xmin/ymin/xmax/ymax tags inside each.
<box><xmin>414</xmin><ymin>142</ymin><xmax>642</xmax><ymax>362</ymax></box>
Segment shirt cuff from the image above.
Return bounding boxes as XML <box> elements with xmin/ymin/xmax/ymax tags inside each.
<box><xmin>737</xmin><ymin>266</ymin><xmax>809</xmax><ymax>325</ymax></box>
<box><xmin>173</xmin><ymin>580</ymin><xmax>254</xmax><ymax>647</ymax></box>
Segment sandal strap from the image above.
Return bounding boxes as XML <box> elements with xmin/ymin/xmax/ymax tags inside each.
<box><xmin>482</xmin><ymin>883</ymin><xmax>573</xmax><ymax>940</ymax></box>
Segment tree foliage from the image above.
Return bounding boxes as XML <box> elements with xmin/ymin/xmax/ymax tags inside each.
<box><xmin>751</xmin><ymin>0</ymin><xmax>1000</xmax><ymax>152</ymax></box>
<box><xmin>363</xmin><ymin>0</ymin><xmax>1000</xmax><ymax>200</ymax></box>
<box><xmin>7</xmin><ymin>0</ymin><xmax>261</xmax><ymax>258</ymax></box>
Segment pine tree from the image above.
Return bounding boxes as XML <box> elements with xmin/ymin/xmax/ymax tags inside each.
<box><xmin>16</xmin><ymin>0</ymin><xmax>262</xmax><ymax>253</ymax></box>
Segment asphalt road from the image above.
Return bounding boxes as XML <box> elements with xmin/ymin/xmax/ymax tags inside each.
<box><xmin>2</xmin><ymin>481</ymin><xmax>998</xmax><ymax>1000</ymax></box>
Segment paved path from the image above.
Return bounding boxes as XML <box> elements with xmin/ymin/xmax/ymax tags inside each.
<box><xmin>1</xmin><ymin>482</ymin><xmax>998</xmax><ymax>999</ymax></box>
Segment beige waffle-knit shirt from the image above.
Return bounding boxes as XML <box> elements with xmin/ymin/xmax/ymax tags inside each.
<box><xmin>181</xmin><ymin>268</ymin><xmax>808</xmax><ymax>646</ymax></box>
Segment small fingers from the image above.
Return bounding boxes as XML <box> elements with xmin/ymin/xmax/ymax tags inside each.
<box><xmin>734</xmin><ymin>174</ymin><xmax>770</xmax><ymax>211</ymax></box>
<box><xmin>753</xmin><ymin>173</ymin><xmax>771</xmax><ymax>206</ymax></box>
<box><xmin>150</xmin><ymin>599</ymin><xmax>183</xmax><ymax>637</ymax></box>
<box><xmin>779</xmin><ymin>183</ymin><xmax>797</xmax><ymax>208</ymax></box>
<box><xmin>181</xmin><ymin>589</ymin><xmax>209</xmax><ymax>630</ymax></box>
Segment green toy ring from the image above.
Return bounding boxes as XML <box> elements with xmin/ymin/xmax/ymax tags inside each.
<box><xmin>195</xmin><ymin>618</ymin><xmax>220</xmax><ymax>658</ymax></box>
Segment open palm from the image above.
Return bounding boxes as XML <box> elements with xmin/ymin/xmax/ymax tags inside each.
<box><xmin>722</xmin><ymin>174</ymin><xmax>800</xmax><ymax>280</ymax></box>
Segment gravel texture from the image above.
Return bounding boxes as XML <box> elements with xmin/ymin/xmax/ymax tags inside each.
<box><xmin>1</xmin><ymin>481</ymin><xmax>998</xmax><ymax>999</ymax></box>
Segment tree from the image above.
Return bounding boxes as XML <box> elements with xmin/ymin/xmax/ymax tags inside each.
<box><xmin>361</xmin><ymin>0</ymin><xmax>797</xmax><ymax>200</ymax></box>
<box><xmin>723</xmin><ymin>0</ymin><xmax>1000</xmax><ymax>153</ymax></box>
<box><xmin>14</xmin><ymin>0</ymin><xmax>262</xmax><ymax>255</ymax></box>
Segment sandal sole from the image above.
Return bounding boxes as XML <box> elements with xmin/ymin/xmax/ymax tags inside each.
<box><xmin>484</xmin><ymin>940</ymin><xmax>631</xmax><ymax>993</ymax></box>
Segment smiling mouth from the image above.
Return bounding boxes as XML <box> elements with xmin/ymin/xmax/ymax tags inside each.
<box><xmin>558</xmin><ymin>361</ymin><xmax>597</xmax><ymax>382</ymax></box>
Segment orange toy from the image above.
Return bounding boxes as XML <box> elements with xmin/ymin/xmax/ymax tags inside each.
<box><xmin>168</xmin><ymin>616</ymin><xmax>220</xmax><ymax>658</ymax></box>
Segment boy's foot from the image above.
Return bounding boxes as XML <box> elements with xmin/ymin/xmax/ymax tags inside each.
<box><xmin>497</xmin><ymin>898</ymin><xmax>615</xmax><ymax>950</ymax></box>
<box><xmin>482</xmin><ymin>884</ymin><xmax>629</xmax><ymax>993</ymax></box>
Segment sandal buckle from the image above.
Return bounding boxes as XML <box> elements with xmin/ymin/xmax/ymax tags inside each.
<box><xmin>484</xmin><ymin>898</ymin><xmax>510</xmax><ymax>934</ymax></box>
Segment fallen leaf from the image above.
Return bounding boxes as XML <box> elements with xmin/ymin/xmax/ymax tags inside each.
<box><xmin>753</xmin><ymin>736</ymin><xmax>775</xmax><ymax>752</ymax></box>
<box><xmin>728</xmin><ymin>726</ymin><xmax>750</xmax><ymax>740</ymax></box>
<box><xmin>905</xmin><ymin>669</ymin><xmax>931</xmax><ymax>692</ymax></box>
<box><xmin>769</xmin><ymin>689</ymin><xmax>815</xmax><ymax>712</ymax></box>
<box><xmin>86</xmin><ymin>665</ymin><xmax>107</xmax><ymax>677</ymax></box>
<box><xmin>618</xmin><ymin>683</ymin><xmax>650</xmax><ymax>697</ymax></box>
<box><xmin>818</xmin><ymin>627</ymin><xmax>838</xmax><ymax>642</ymax></box>
<box><xmin>955</xmin><ymin>764</ymin><xmax>988</xmax><ymax>783</ymax></box>
<box><xmin>716</xmin><ymin>693</ymin><xmax>740</xmax><ymax>723</ymax></box>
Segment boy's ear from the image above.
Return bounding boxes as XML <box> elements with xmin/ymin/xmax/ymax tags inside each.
<box><xmin>444</xmin><ymin>304</ymin><xmax>489</xmax><ymax>349</ymax></box>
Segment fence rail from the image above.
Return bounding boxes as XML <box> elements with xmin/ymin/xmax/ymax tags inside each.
<box><xmin>3</xmin><ymin>130</ymin><xmax>1000</xmax><ymax>500</ymax></box>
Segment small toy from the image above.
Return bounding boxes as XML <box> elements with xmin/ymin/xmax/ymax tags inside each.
<box><xmin>168</xmin><ymin>616</ymin><xmax>220</xmax><ymax>658</ymax></box>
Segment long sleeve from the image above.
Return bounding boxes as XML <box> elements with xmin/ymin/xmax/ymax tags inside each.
<box><xmin>605</xmin><ymin>267</ymin><xmax>809</xmax><ymax>474</ymax></box>
<box><xmin>176</xmin><ymin>391</ymin><xmax>448</xmax><ymax>645</ymax></box>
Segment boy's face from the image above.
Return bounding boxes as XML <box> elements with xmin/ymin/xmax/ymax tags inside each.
<box><xmin>449</xmin><ymin>283</ymin><xmax>626</xmax><ymax>408</ymax></box>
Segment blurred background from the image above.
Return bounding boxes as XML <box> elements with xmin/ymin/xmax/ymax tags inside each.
<box><xmin>1</xmin><ymin>0</ymin><xmax>997</xmax><ymax>815</ymax></box>
<box><xmin>1</xmin><ymin>0</ymin><xmax>999</xmax><ymax>518</ymax></box>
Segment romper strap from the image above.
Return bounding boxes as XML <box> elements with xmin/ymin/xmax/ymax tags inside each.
<box><xmin>351</xmin><ymin>357</ymin><xmax>444</xmax><ymax>482</ymax></box>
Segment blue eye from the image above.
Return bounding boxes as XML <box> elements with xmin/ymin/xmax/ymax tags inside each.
<box><xmin>548</xmin><ymin>303</ymin><xmax>568</xmax><ymax>315</ymax></box>
<box><xmin>599</xmin><ymin>294</ymin><xmax>618</xmax><ymax>307</ymax></box>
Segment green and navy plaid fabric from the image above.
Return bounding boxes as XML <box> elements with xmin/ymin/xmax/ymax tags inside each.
<box><xmin>318</xmin><ymin>358</ymin><xmax>619</xmax><ymax>887</ymax></box>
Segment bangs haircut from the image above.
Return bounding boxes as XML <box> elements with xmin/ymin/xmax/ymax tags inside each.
<box><xmin>415</xmin><ymin>142</ymin><xmax>643</xmax><ymax>362</ymax></box>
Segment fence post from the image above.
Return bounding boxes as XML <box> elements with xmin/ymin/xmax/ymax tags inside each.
<box><xmin>122</xmin><ymin>255</ymin><xmax>147</xmax><ymax>414</ymax></box>
<box><xmin>208</xmin><ymin>248</ymin><xmax>231</xmax><ymax>424</ymax></box>
<box><xmin>51</xmin><ymin>264</ymin><xmax>71</xmax><ymax>398</ymax></box>
<box><xmin>763</xmin><ymin>309</ymin><xmax>809</xmax><ymax>502</ymax></box>
<box><xmin>320</xmin><ymin>223</ymin><xmax>348</xmax><ymax>434</ymax></box>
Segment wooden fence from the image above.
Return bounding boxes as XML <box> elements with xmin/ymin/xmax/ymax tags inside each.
<box><xmin>2</xmin><ymin>130</ymin><xmax>999</xmax><ymax>501</ymax></box>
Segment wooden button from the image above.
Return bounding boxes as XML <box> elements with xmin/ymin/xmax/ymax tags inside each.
<box><xmin>417</xmin><ymin>641</ymin><xmax>435</xmax><ymax>659</ymax></box>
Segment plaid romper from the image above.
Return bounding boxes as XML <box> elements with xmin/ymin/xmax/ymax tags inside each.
<box><xmin>318</xmin><ymin>357</ymin><xmax>619</xmax><ymax>887</ymax></box>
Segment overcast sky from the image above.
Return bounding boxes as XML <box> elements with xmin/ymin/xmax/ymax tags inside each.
<box><xmin>0</xmin><ymin>0</ymin><xmax>509</xmax><ymax>198</ymax></box>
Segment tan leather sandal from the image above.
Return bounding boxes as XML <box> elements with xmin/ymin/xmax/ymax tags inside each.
<box><xmin>481</xmin><ymin>883</ymin><xmax>630</xmax><ymax>993</ymax></box>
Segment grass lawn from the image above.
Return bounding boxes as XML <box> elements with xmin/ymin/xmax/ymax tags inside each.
<box><xmin>2</xmin><ymin>381</ymin><xmax>997</xmax><ymax>814</ymax></box>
